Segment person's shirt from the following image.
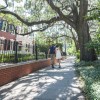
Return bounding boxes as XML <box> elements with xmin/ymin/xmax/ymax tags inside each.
<box><xmin>49</xmin><ymin>45</ymin><xmax>56</xmax><ymax>54</ymax></box>
<box><xmin>55</xmin><ymin>47</ymin><xmax>62</xmax><ymax>59</ymax></box>
<box><xmin>56</xmin><ymin>47</ymin><xmax>61</xmax><ymax>54</ymax></box>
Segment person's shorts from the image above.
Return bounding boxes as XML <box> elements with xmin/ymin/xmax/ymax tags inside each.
<box><xmin>50</xmin><ymin>54</ymin><xmax>55</xmax><ymax>64</ymax></box>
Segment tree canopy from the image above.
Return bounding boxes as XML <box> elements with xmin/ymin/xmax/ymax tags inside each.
<box><xmin>0</xmin><ymin>0</ymin><xmax>99</xmax><ymax>61</ymax></box>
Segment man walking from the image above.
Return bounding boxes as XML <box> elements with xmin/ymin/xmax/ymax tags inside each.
<box><xmin>48</xmin><ymin>44</ymin><xmax>56</xmax><ymax>68</ymax></box>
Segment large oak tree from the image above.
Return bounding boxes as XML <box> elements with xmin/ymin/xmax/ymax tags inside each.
<box><xmin>0</xmin><ymin>0</ymin><xmax>98</xmax><ymax>61</ymax></box>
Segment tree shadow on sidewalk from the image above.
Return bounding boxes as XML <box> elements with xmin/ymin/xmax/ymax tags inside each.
<box><xmin>0</xmin><ymin>57</ymin><xmax>85</xmax><ymax>100</ymax></box>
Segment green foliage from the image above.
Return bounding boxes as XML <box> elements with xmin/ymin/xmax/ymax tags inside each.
<box><xmin>86</xmin><ymin>33</ymin><xmax>100</xmax><ymax>55</ymax></box>
<box><xmin>37</xmin><ymin>44</ymin><xmax>49</xmax><ymax>53</ymax></box>
<box><xmin>0</xmin><ymin>54</ymin><xmax>15</xmax><ymax>63</ymax></box>
<box><xmin>0</xmin><ymin>53</ymin><xmax>46</xmax><ymax>63</ymax></box>
<box><xmin>24</xmin><ymin>0</ymin><xmax>31</xmax><ymax>9</ymax></box>
<box><xmin>18</xmin><ymin>54</ymin><xmax>35</xmax><ymax>62</ymax></box>
<box><xmin>76</xmin><ymin>50</ymin><xmax>80</xmax><ymax>59</ymax></box>
<box><xmin>86</xmin><ymin>1</ymin><xmax>100</xmax><ymax>21</ymax></box>
<box><xmin>67</xmin><ymin>41</ymin><xmax>76</xmax><ymax>55</ymax></box>
<box><xmin>38</xmin><ymin>53</ymin><xmax>46</xmax><ymax>59</ymax></box>
<box><xmin>75</xmin><ymin>60</ymin><xmax>100</xmax><ymax>100</ymax></box>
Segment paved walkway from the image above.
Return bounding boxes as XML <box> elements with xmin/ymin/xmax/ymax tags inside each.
<box><xmin>0</xmin><ymin>56</ymin><xmax>85</xmax><ymax>100</ymax></box>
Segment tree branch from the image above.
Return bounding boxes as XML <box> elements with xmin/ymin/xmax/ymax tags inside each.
<box><xmin>0</xmin><ymin>10</ymin><xmax>61</xmax><ymax>26</ymax></box>
<box><xmin>46</xmin><ymin>0</ymin><xmax>65</xmax><ymax>18</ymax></box>
<box><xmin>15</xmin><ymin>23</ymin><xmax>54</xmax><ymax>36</ymax></box>
<box><xmin>46</xmin><ymin>0</ymin><xmax>76</xmax><ymax>29</ymax></box>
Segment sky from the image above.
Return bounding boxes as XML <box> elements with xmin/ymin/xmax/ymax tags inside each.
<box><xmin>1</xmin><ymin>0</ymin><xmax>25</xmax><ymax>8</ymax></box>
<box><xmin>1</xmin><ymin>0</ymin><xmax>6</xmax><ymax>6</ymax></box>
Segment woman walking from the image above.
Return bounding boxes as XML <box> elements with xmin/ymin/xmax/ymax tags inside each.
<box><xmin>55</xmin><ymin>45</ymin><xmax>62</xmax><ymax>68</ymax></box>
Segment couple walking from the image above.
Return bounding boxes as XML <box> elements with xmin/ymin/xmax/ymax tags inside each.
<box><xmin>48</xmin><ymin>44</ymin><xmax>62</xmax><ymax>68</ymax></box>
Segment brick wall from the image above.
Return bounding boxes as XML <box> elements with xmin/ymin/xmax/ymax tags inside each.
<box><xmin>0</xmin><ymin>59</ymin><xmax>51</xmax><ymax>86</ymax></box>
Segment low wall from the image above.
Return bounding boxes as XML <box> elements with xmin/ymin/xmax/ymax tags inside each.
<box><xmin>0</xmin><ymin>59</ymin><xmax>51</xmax><ymax>86</ymax></box>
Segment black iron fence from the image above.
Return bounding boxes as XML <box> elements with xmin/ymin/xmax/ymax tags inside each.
<box><xmin>0</xmin><ymin>39</ymin><xmax>48</xmax><ymax>63</ymax></box>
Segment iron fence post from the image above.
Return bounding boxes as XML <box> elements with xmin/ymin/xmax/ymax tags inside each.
<box><xmin>35</xmin><ymin>44</ymin><xmax>38</xmax><ymax>60</ymax></box>
<box><xmin>15</xmin><ymin>41</ymin><xmax>18</xmax><ymax>63</ymax></box>
<box><xmin>45</xmin><ymin>51</ymin><xmax>47</xmax><ymax>59</ymax></box>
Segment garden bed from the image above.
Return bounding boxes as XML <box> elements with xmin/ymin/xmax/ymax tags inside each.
<box><xmin>75</xmin><ymin>60</ymin><xmax>100</xmax><ymax>100</ymax></box>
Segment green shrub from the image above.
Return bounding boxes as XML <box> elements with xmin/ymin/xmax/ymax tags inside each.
<box><xmin>76</xmin><ymin>50</ymin><xmax>80</xmax><ymax>59</ymax></box>
<box><xmin>75</xmin><ymin>60</ymin><xmax>100</xmax><ymax>100</ymax></box>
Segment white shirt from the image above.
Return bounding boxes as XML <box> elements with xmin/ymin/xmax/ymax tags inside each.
<box><xmin>55</xmin><ymin>47</ymin><xmax>62</xmax><ymax>59</ymax></box>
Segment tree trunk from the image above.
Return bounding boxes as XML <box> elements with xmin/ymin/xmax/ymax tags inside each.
<box><xmin>73</xmin><ymin>0</ymin><xmax>97</xmax><ymax>61</ymax></box>
<box><xmin>70</xmin><ymin>28</ymin><xmax>79</xmax><ymax>52</ymax></box>
<box><xmin>74</xmin><ymin>40</ymin><xmax>79</xmax><ymax>52</ymax></box>
<box><xmin>77</xmin><ymin>21</ymin><xmax>97</xmax><ymax>61</ymax></box>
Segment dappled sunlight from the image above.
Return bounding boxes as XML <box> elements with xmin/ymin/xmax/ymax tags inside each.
<box><xmin>0</xmin><ymin>73</ymin><xmax>64</xmax><ymax>99</ymax></box>
<box><xmin>0</xmin><ymin>57</ymin><xmax>85</xmax><ymax>100</ymax></box>
<box><xmin>53</xmin><ymin>76</ymin><xmax>64</xmax><ymax>80</ymax></box>
<box><xmin>62</xmin><ymin>63</ymin><xmax>75</xmax><ymax>67</ymax></box>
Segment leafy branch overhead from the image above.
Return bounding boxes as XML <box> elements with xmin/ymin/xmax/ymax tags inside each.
<box><xmin>0</xmin><ymin>0</ymin><xmax>78</xmax><ymax>34</ymax></box>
